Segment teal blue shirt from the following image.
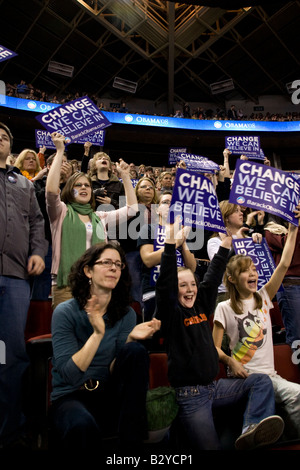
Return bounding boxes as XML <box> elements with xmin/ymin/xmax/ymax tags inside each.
<box><xmin>51</xmin><ymin>298</ymin><xmax>136</xmax><ymax>401</ymax></box>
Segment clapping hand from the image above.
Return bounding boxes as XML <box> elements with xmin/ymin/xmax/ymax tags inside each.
<box><xmin>128</xmin><ymin>318</ymin><xmax>161</xmax><ymax>342</ymax></box>
<box><xmin>85</xmin><ymin>295</ymin><xmax>106</xmax><ymax>337</ymax></box>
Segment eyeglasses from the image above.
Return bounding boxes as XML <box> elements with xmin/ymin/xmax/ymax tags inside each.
<box><xmin>74</xmin><ymin>182</ymin><xmax>91</xmax><ymax>188</ymax></box>
<box><xmin>139</xmin><ymin>185</ymin><xmax>154</xmax><ymax>190</ymax></box>
<box><xmin>94</xmin><ymin>259</ymin><xmax>125</xmax><ymax>270</ymax></box>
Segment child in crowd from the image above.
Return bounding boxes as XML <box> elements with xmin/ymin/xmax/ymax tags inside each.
<box><xmin>155</xmin><ymin>219</ymin><xmax>284</xmax><ymax>451</ymax></box>
<box><xmin>213</xmin><ymin>209</ymin><xmax>300</xmax><ymax>441</ymax></box>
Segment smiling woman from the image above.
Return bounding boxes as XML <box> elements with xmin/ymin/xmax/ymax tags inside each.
<box><xmin>50</xmin><ymin>241</ymin><xmax>161</xmax><ymax>451</ymax></box>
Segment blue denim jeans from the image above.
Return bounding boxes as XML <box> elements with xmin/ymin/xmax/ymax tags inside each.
<box><xmin>125</xmin><ymin>251</ymin><xmax>143</xmax><ymax>304</ymax></box>
<box><xmin>0</xmin><ymin>276</ymin><xmax>31</xmax><ymax>445</ymax></box>
<box><xmin>276</xmin><ymin>285</ymin><xmax>300</xmax><ymax>347</ymax></box>
<box><xmin>176</xmin><ymin>374</ymin><xmax>276</xmax><ymax>450</ymax></box>
<box><xmin>50</xmin><ymin>342</ymin><xmax>150</xmax><ymax>450</ymax></box>
<box><xmin>30</xmin><ymin>245</ymin><xmax>52</xmax><ymax>300</ymax></box>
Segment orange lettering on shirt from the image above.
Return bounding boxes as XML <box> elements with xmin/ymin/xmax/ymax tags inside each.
<box><xmin>184</xmin><ymin>313</ymin><xmax>208</xmax><ymax>327</ymax></box>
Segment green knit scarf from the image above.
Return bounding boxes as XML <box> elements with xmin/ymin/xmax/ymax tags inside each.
<box><xmin>57</xmin><ymin>202</ymin><xmax>105</xmax><ymax>288</ymax></box>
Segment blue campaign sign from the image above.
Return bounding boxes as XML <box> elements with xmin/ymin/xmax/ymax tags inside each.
<box><xmin>169</xmin><ymin>147</ymin><xmax>187</xmax><ymax>165</ymax></box>
<box><xmin>119</xmin><ymin>178</ymin><xmax>139</xmax><ymax>188</ymax></box>
<box><xmin>169</xmin><ymin>168</ymin><xmax>226</xmax><ymax>233</ymax></box>
<box><xmin>130</xmin><ymin>178</ymin><xmax>139</xmax><ymax>188</ymax></box>
<box><xmin>35</xmin><ymin>130</ymin><xmax>56</xmax><ymax>149</ymax></box>
<box><xmin>292</xmin><ymin>173</ymin><xmax>300</xmax><ymax>181</ymax></box>
<box><xmin>177</xmin><ymin>153</ymin><xmax>220</xmax><ymax>173</ymax></box>
<box><xmin>76</xmin><ymin>130</ymin><xmax>105</xmax><ymax>146</ymax></box>
<box><xmin>225</xmin><ymin>135</ymin><xmax>264</xmax><ymax>160</ymax></box>
<box><xmin>229</xmin><ymin>159</ymin><xmax>300</xmax><ymax>226</ymax></box>
<box><xmin>150</xmin><ymin>224</ymin><xmax>184</xmax><ymax>286</ymax></box>
<box><xmin>35</xmin><ymin>129</ymin><xmax>106</xmax><ymax>148</ymax></box>
<box><xmin>232</xmin><ymin>238</ymin><xmax>278</xmax><ymax>290</ymax></box>
<box><xmin>0</xmin><ymin>45</ymin><xmax>18</xmax><ymax>63</ymax></box>
<box><xmin>35</xmin><ymin>96</ymin><xmax>111</xmax><ymax>143</ymax></box>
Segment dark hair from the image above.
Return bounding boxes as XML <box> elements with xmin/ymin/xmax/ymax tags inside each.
<box><xmin>158</xmin><ymin>190</ymin><xmax>172</xmax><ymax>203</ymax></box>
<box><xmin>46</xmin><ymin>152</ymin><xmax>67</xmax><ymax>167</ymax></box>
<box><xmin>61</xmin><ymin>172</ymin><xmax>96</xmax><ymax>209</ymax></box>
<box><xmin>0</xmin><ymin>122</ymin><xmax>13</xmax><ymax>149</ymax></box>
<box><xmin>46</xmin><ymin>154</ymin><xmax>55</xmax><ymax>166</ymax></box>
<box><xmin>68</xmin><ymin>242</ymin><xmax>132</xmax><ymax>325</ymax></box>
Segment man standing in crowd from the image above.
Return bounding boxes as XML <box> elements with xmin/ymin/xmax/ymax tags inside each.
<box><xmin>227</xmin><ymin>104</ymin><xmax>238</xmax><ymax>120</ymax></box>
<box><xmin>0</xmin><ymin>122</ymin><xmax>47</xmax><ymax>447</ymax></box>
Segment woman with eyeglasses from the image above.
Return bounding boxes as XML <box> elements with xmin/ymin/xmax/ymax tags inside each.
<box><xmin>50</xmin><ymin>242</ymin><xmax>161</xmax><ymax>451</ymax></box>
<box><xmin>137</xmin><ymin>191</ymin><xmax>196</xmax><ymax>322</ymax></box>
<box><xmin>46</xmin><ymin>132</ymin><xmax>138</xmax><ymax>309</ymax></box>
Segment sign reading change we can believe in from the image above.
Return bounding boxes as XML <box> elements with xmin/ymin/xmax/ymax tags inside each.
<box><xmin>169</xmin><ymin>168</ymin><xmax>226</xmax><ymax>233</ymax></box>
<box><xmin>230</xmin><ymin>159</ymin><xmax>300</xmax><ymax>226</ymax></box>
<box><xmin>0</xmin><ymin>45</ymin><xmax>18</xmax><ymax>63</ymax></box>
<box><xmin>232</xmin><ymin>238</ymin><xmax>278</xmax><ymax>290</ymax></box>
<box><xmin>36</xmin><ymin>96</ymin><xmax>111</xmax><ymax>144</ymax></box>
<box><xmin>225</xmin><ymin>135</ymin><xmax>265</xmax><ymax>160</ymax></box>
<box><xmin>35</xmin><ymin>129</ymin><xmax>106</xmax><ymax>149</ymax></box>
<box><xmin>176</xmin><ymin>153</ymin><xmax>220</xmax><ymax>173</ymax></box>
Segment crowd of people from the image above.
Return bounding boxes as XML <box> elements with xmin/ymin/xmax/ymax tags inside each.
<box><xmin>0</xmin><ymin>121</ymin><xmax>300</xmax><ymax>455</ymax></box>
<box><xmin>5</xmin><ymin>80</ymin><xmax>300</xmax><ymax>122</ymax></box>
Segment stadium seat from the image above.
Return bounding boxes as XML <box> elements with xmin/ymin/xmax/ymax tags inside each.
<box><xmin>24</xmin><ymin>336</ymin><xmax>300</xmax><ymax>450</ymax></box>
<box><xmin>273</xmin><ymin>343</ymin><xmax>300</xmax><ymax>384</ymax></box>
<box><xmin>25</xmin><ymin>334</ymin><xmax>53</xmax><ymax>449</ymax></box>
<box><xmin>25</xmin><ymin>300</ymin><xmax>53</xmax><ymax>341</ymax></box>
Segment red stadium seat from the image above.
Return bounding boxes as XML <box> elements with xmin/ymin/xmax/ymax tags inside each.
<box><xmin>25</xmin><ymin>300</ymin><xmax>53</xmax><ymax>341</ymax></box>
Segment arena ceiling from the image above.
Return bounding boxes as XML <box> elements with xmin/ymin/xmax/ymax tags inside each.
<box><xmin>1</xmin><ymin>0</ymin><xmax>300</xmax><ymax>113</ymax></box>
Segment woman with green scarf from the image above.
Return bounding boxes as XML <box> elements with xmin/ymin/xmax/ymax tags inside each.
<box><xmin>46</xmin><ymin>132</ymin><xmax>138</xmax><ymax>309</ymax></box>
